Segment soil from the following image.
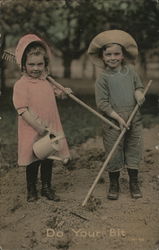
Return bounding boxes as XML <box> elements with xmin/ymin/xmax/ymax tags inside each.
<box><xmin>0</xmin><ymin>126</ymin><xmax>159</xmax><ymax>250</ymax></box>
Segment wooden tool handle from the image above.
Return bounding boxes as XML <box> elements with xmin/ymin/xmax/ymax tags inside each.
<box><xmin>47</xmin><ymin>76</ymin><xmax>120</xmax><ymax>130</ymax></box>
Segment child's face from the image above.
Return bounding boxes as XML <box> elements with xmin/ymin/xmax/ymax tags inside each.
<box><xmin>25</xmin><ymin>54</ymin><xmax>45</xmax><ymax>78</ymax></box>
<box><xmin>102</xmin><ymin>44</ymin><xmax>124</xmax><ymax>69</ymax></box>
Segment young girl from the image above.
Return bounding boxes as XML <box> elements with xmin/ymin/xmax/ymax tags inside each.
<box><xmin>88</xmin><ymin>30</ymin><xmax>145</xmax><ymax>200</ymax></box>
<box><xmin>13</xmin><ymin>34</ymin><xmax>71</xmax><ymax>202</ymax></box>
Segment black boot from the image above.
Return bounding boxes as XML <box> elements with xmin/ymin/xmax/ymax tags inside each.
<box><xmin>107</xmin><ymin>171</ymin><xmax>120</xmax><ymax>200</ymax></box>
<box><xmin>128</xmin><ymin>169</ymin><xmax>142</xmax><ymax>199</ymax></box>
<box><xmin>41</xmin><ymin>159</ymin><xmax>60</xmax><ymax>201</ymax></box>
<box><xmin>26</xmin><ymin>161</ymin><xmax>39</xmax><ymax>202</ymax></box>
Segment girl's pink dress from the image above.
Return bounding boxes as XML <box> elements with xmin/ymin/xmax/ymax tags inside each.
<box><xmin>13</xmin><ymin>75</ymin><xmax>70</xmax><ymax>166</ymax></box>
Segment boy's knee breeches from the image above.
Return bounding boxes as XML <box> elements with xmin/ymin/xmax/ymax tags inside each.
<box><xmin>102</xmin><ymin>111</ymin><xmax>143</xmax><ymax>172</ymax></box>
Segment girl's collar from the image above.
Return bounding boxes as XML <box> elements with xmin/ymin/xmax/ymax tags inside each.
<box><xmin>23</xmin><ymin>72</ymin><xmax>48</xmax><ymax>83</ymax></box>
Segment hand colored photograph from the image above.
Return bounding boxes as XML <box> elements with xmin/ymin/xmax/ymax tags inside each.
<box><xmin>0</xmin><ymin>1</ymin><xmax>159</xmax><ymax>250</ymax></box>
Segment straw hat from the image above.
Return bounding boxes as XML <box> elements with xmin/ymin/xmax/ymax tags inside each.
<box><xmin>88</xmin><ymin>30</ymin><xmax>138</xmax><ymax>68</ymax></box>
<box><xmin>15</xmin><ymin>34</ymin><xmax>49</xmax><ymax>69</ymax></box>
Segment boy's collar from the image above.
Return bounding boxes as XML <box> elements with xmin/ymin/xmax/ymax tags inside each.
<box><xmin>106</xmin><ymin>65</ymin><xmax>122</xmax><ymax>73</ymax></box>
<box><xmin>105</xmin><ymin>65</ymin><xmax>128</xmax><ymax>75</ymax></box>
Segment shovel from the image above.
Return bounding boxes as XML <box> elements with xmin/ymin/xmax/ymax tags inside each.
<box><xmin>82</xmin><ymin>80</ymin><xmax>152</xmax><ymax>206</ymax></box>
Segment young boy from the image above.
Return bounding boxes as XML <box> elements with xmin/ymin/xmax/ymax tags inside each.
<box><xmin>88</xmin><ymin>30</ymin><xmax>145</xmax><ymax>200</ymax></box>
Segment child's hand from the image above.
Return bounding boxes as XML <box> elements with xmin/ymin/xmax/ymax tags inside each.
<box><xmin>61</xmin><ymin>88</ymin><xmax>73</xmax><ymax>99</ymax></box>
<box><xmin>135</xmin><ymin>89</ymin><xmax>145</xmax><ymax>106</ymax></box>
<box><xmin>65</xmin><ymin>88</ymin><xmax>73</xmax><ymax>95</ymax></box>
<box><xmin>38</xmin><ymin>127</ymin><xmax>48</xmax><ymax>136</ymax></box>
<box><xmin>116</xmin><ymin>116</ymin><xmax>129</xmax><ymax>130</ymax></box>
<box><xmin>110</xmin><ymin>111</ymin><xmax>129</xmax><ymax>130</ymax></box>
<box><xmin>45</xmin><ymin>127</ymin><xmax>54</xmax><ymax>134</ymax></box>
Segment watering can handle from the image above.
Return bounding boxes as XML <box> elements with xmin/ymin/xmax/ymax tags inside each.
<box><xmin>50</xmin><ymin>134</ymin><xmax>65</xmax><ymax>143</ymax></box>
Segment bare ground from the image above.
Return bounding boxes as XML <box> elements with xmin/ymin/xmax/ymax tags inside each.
<box><xmin>0</xmin><ymin>126</ymin><xmax>159</xmax><ymax>250</ymax></box>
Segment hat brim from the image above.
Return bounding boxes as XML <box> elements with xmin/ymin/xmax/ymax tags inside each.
<box><xmin>88</xmin><ymin>30</ymin><xmax>138</xmax><ymax>68</ymax></box>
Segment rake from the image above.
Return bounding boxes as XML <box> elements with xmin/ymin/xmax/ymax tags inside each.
<box><xmin>1</xmin><ymin>49</ymin><xmax>120</xmax><ymax>131</ymax></box>
<box><xmin>82</xmin><ymin>80</ymin><xmax>152</xmax><ymax>206</ymax></box>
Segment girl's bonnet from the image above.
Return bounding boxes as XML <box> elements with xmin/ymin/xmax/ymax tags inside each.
<box><xmin>88</xmin><ymin>30</ymin><xmax>138</xmax><ymax>68</ymax></box>
<box><xmin>15</xmin><ymin>34</ymin><xmax>50</xmax><ymax>69</ymax></box>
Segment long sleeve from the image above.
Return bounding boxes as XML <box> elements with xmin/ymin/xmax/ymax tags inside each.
<box><xmin>95</xmin><ymin>74</ymin><xmax>114</xmax><ymax>116</ymax></box>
